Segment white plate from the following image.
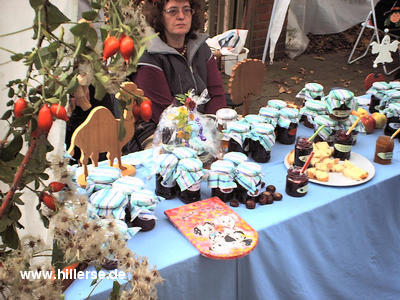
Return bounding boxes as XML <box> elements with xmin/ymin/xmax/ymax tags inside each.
<box><xmin>284</xmin><ymin>151</ymin><xmax>375</xmax><ymax>186</ymax></box>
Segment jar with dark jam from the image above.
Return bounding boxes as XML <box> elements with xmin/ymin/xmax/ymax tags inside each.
<box><xmin>155</xmin><ymin>154</ymin><xmax>179</xmax><ymax>199</ymax></box>
<box><xmin>176</xmin><ymin>157</ymin><xmax>205</xmax><ymax>204</ymax></box>
<box><xmin>300</xmin><ymin>99</ymin><xmax>327</xmax><ymax>129</ymax></box>
<box><xmin>297</xmin><ymin>82</ymin><xmax>324</xmax><ymax>102</ymax></box>
<box><xmin>324</xmin><ymin>89</ymin><xmax>354</xmax><ymax>121</ymax></box>
<box><xmin>369</xmin><ymin>95</ymin><xmax>381</xmax><ymax>113</ymax></box>
<box><xmin>374</xmin><ymin>136</ymin><xmax>395</xmax><ymax>165</ymax></box>
<box><xmin>276</xmin><ymin>107</ymin><xmax>300</xmax><ymax>145</ymax></box>
<box><xmin>235</xmin><ymin>162</ymin><xmax>263</xmax><ymax>203</ymax></box>
<box><xmin>333</xmin><ymin>130</ymin><xmax>352</xmax><ymax>160</ymax></box>
<box><xmin>313</xmin><ymin>115</ymin><xmax>337</xmax><ymax>146</ymax></box>
<box><xmin>294</xmin><ymin>137</ymin><xmax>313</xmax><ymax>168</ymax></box>
<box><xmin>208</xmin><ymin>160</ymin><xmax>236</xmax><ymax>202</ymax></box>
<box><xmin>383</xmin><ymin>103</ymin><xmax>400</xmax><ymax>142</ymax></box>
<box><xmin>248</xmin><ymin>123</ymin><xmax>275</xmax><ymax>163</ymax></box>
<box><xmin>285</xmin><ymin>166</ymin><xmax>308</xmax><ymax>197</ymax></box>
<box><xmin>223</xmin><ymin>122</ymin><xmax>250</xmax><ymax>154</ymax></box>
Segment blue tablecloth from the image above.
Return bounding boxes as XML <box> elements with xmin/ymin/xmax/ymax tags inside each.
<box><xmin>65</xmin><ymin>125</ymin><xmax>400</xmax><ymax>300</ymax></box>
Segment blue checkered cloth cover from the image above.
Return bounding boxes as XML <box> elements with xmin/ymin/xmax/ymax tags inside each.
<box><xmin>300</xmin><ymin>99</ymin><xmax>327</xmax><ymax>124</ymax></box>
<box><xmin>380</xmin><ymin>89</ymin><xmax>400</xmax><ymax>108</ymax></box>
<box><xmin>389</xmin><ymin>81</ymin><xmax>400</xmax><ymax>90</ymax></box>
<box><xmin>207</xmin><ymin>160</ymin><xmax>237</xmax><ymax>189</ymax></box>
<box><xmin>277</xmin><ymin>107</ymin><xmax>300</xmax><ymax>129</ymax></box>
<box><xmin>156</xmin><ymin>153</ymin><xmax>179</xmax><ymax>185</ymax></box>
<box><xmin>259</xmin><ymin>106</ymin><xmax>280</xmax><ymax>127</ymax></box>
<box><xmin>174</xmin><ymin>157</ymin><xmax>205</xmax><ymax>191</ymax></box>
<box><xmin>87</xmin><ymin>165</ymin><xmax>122</xmax><ymax>184</ymax></box>
<box><xmin>235</xmin><ymin>162</ymin><xmax>263</xmax><ymax>193</ymax></box>
<box><xmin>313</xmin><ymin>115</ymin><xmax>337</xmax><ymax>140</ymax></box>
<box><xmin>296</xmin><ymin>83</ymin><xmax>324</xmax><ymax>101</ymax></box>
<box><xmin>85</xmin><ymin>179</ymin><xmax>112</xmax><ymax>195</ymax></box>
<box><xmin>243</xmin><ymin>114</ymin><xmax>267</xmax><ymax>127</ymax></box>
<box><xmin>128</xmin><ymin>190</ymin><xmax>164</xmax><ymax>221</ymax></box>
<box><xmin>112</xmin><ymin>176</ymin><xmax>144</xmax><ymax>195</ymax></box>
<box><xmin>247</xmin><ymin>123</ymin><xmax>275</xmax><ymax>151</ymax></box>
<box><xmin>172</xmin><ymin>147</ymin><xmax>198</xmax><ymax>159</ymax></box>
<box><xmin>383</xmin><ymin>103</ymin><xmax>400</xmax><ymax>118</ymax></box>
<box><xmin>336</xmin><ymin>115</ymin><xmax>366</xmax><ymax>133</ymax></box>
<box><xmin>268</xmin><ymin>99</ymin><xmax>287</xmax><ymax>110</ymax></box>
<box><xmin>323</xmin><ymin>89</ymin><xmax>355</xmax><ymax>114</ymax></box>
<box><xmin>223</xmin><ymin>151</ymin><xmax>248</xmax><ymax>166</ymax></box>
<box><xmin>222</xmin><ymin>121</ymin><xmax>250</xmax><ymax>147</ymax></box>
<box><xmin>89</xmin><ymin>188</ymin><xmax>129</xmax><ymax>220</ymax></box>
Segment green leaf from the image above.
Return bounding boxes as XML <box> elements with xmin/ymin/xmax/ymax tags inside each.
<box><xmin>46</xmin><ymin>2</ymin><xmax>71</xmax><ymax>32</ymax></box>
<box><xmin>0</xmin><ymin>134</ymin><xmax>23</xmax><ymax>162</ymax></box>
<box><xmin>11</xmin><ymin>53</ymin><xmax>24</xmax><ymax>62</ymax></box>
<box><xmin>1</xmin><ymin>225</ymin><xmax>20</xmax><ymax>249</ymax></box>
<box><xmin>86</xmin><ymin>27</ymin><xmax>98</xmax><ymax>48</ymax></box>
<box><xmin>70</xmin><ymin>22</ymin><xmax>91</xmax><ymax>37</ymax></box>
<box><xmin>82</xmin><ymin>10</ymin><xmax>98</xmax><ymax>21</ymax></box>
<box><xmin>93</xmin><ymin>79</ymin><xmax>106</xmax><ymax>101</ymax></box>
<box><xmin>9</xmin><ymin>206</ymin><xmax>21</xmax><ymax>221</ymax></box>
<box><xmin>29</xmin><ymin>0</ymin><xmax>44</xmax><ymax>9</ymax></box>
<box><xmin>90</xmin><ymin>1</ymin><xmax>102</xmax><ymax>10</ymax></box>
<box><xmin>40</xmin><ymin>213</ymin><xmax>49</xmax><ymax>229</ymax></box>
<box><xmin>39</xmin><ymin>173</ymin><xmax>49</xmax><ymax>180</ymax></box>
<box><xmin>1</xmin><ymin>110</ymin><xmax>12</xmax><ymax>120</ymax></box>
<box><xmin>48</xmin><ymin>41</ymin><xmax>60</xmax><ymax>53</ymax></box>
<box><xmin>94</xmin><ymin>72</ymin><xmax>110</xmax><ymax>85</ymax></box>
<box><xmin>100</xmin><ymin>27</ymin><xmax>108</xmax><ymax>42</ymax></box>
<box><xmin>8</xmin><ymin>88</ymin><xmax>15</xmax><ymax>98</ymax></box>
<box><xmin>110</xmin><ymin>281</ymin><xmax>121</xmax><ymax>300</ymax></box>
<box><xmin>12</xmin><ymin>115</ymin><xmax>30</xmax><ymax>128</ymax></box>
<box><xmin>7</xmin><ymin>100</ymin><xmax>14</xmax><ymax>106</ymax></box>
<box><xmin>0</xmin><ymin>217</ymin><xmax>14</xmax><ymax>233</ymax></box>
<box><xmin>66</xmin><ymin>73</ymin><xmax>78</xmax><ymax>95</ymax></box>
<box><xmin>46</xmin><ymin>97</ymin><xmax>59</xmax><ymax>104</ymax></box>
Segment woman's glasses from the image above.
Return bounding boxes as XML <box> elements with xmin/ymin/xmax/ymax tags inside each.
<box><xmin>163</xmin><ymin>7</ymin><xmax>195</xmax><ymax>17</ymax></box>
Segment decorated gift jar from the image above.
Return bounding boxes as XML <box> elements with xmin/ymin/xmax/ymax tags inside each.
<box><xmin>300</xmin><ymin>99</ymin><xmax>327</xmax><ymax>128</ymax></box>
<box><xmin>155</xmin><ymin>153</ymin><xmax>179</xmax><ymax>199</ymax></box>
<box><xmin>208</xmin><ymin>160</ymin><xmax>237</xmax><ymax>202</ymax></box>
<box><xmin>259</xmin><ymin>106</ymin><xmax>280</xmax><ymax>128</ymax></box>
<box><xmin>333</xmin><ymin>130</ymin><xmax>352</xmax><ymax>161</ymax></box>
<box><xmin>174</xmin><ymin>157</ymin><xmax>205</xmax><ymax>204</ymax></box>
<box><xmin>381</xmin><ymin>89</ymin><xmax>400</xmax><ymax>109</ymax></box>
<box><xmin>244</xmin><ymin>114</ymin><xmax>267</xmax><ymax>126</ymax></box>
<box><xmin>368</xmin><ymin>81</ymin><xmax>392</xmax><ymax>113</ymax></box>
<box><xmin>285</xmin><ymin>166</ymin><xmax>308</xmax><ymax>197</ymax></box>
<box><xmin>296</xmin><ymin>82</ymin><xmax>324</xmax><ymax>101</ymax></box>
<box><xmin>383</xmin><ymin>102</ymin><xmax>400</xmax><ymax>141</ymax></box>
<box><xmin>337</xmin><ymin>114</ymin><xmax>365</xmax><ymax>145</ymax></box>
<box><xmin>88</xmin><ymin>188</ymin><xmax>129</xmax><ymax>221</ymax></box>
<box><xmin>216</xmin><ymin>108</ymin><xmax>238</xmax><ymax>131</ymax></box>
<box><xmin>223</xmin><ymin>151</ymin><xmax>248</xmax><ymax>166</ymax></box>
<box><xmin>276</xmin><ymin>107</ymin><xmax>300</xmax><ymax>145</ymax></box>
<box><xmin>172</xmin><ymin>146</ymin><xmax>197</xmax><ymax>159</ymax></box>
<box><xmin>235</xmin><ymin>162</ymin><xmax>263</xmax><ymax>203</ymax></box>
<box><xmin>128</xmin><ymin>190</ymin><xmax>163</xmax><ymax>231</ymax></box>
<box><xmin>268</xmin><ymin>99</ymin><xmax>287</xmax><ymax>110</ymax></box>
<box><xmin>324</xmin><ymin>89</ymin><xmax>355</xmax><ymax>121</ymax></box>
<box><xmin>313</xmin><ymin>115</ymin><xmax>337</xmax><ymax>145</ymax></box>
<box><xmin>86</xmin><ymin>165</ymin><xmax>122</xmax><ymax>193</ymax></box>
<box><xmin>223</xmin><ymin>122</ymin><xmax>250</xmax><ymax>154</ymax></box>
<box><xmin>247</xmin><ymin>123</ymin><xmax>276</xmax><ymax>163</ymax></box>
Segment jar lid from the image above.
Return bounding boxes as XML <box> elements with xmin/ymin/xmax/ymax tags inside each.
<box><xmin>389</xmin><ymin>81</ymin><xmax>400</xmax><ymax>89</ymax></box>
<box><xmin>216</xmin><ymin>108</ymin><xmax>237</xmax><ymax>121</ymax></box>
<box><xmin>131</xmin><ymin>189</ymin><xmax>160</xmax><ymax>206</ymax></box>
<box><xmin>259</xmin><ymin>106</ymin><xmax>279</xmax><ymax>118</ymax></box>
<box><xmin>387</xmin><ymin>102</ymin><xmax>400</xmax><ymax>112</ymax></box>
<box><xmin>178</xmin><ymin>157</ymin><xmax>203</xmax><ymax>172</ymax></box>
<box><xmin>89</xmin><ymin>188</ymin><xmax>128</xmax><ymax>209</ymax></box>
<box><xmin>268</xmin><ymin>99</ymin><xmax>287</xmax><ymax>110</ymax></box>
<box><xmin>226</xmin><ymin>121</ymin><xmax>250</xmax><ymax>133</ymax></box>
<box><xmin>372</xmin><ymin>81</ymin><xmax>391</xmax><ymax>90</ymax></box>
<box><xmin>252</xmin><ymin>123</ymin><xmax>275</xmax><ymax>135</ymax></box>
<box><xmin>303</xmin><ymin>99</ymin><xmax>327</xmax><ymax>111</ymax></box>
<box><xmin>223</xmin><ymin>151</ymin><xmax>248</xmax><ymax>166</ymax></box>
<box><xmin>244</xmin><ymin>114</ymin><xmax>266</xmax><ymax>125</ymax></box>
<box><xmin>313</xmin><ymin>115</ymin><xmax>337</xmax><ymax>127</ymax></box>
<box><xmin>279</xmin><ymin>107</ymin><xmax>299</xmax><ymax>119</ymax></box>
<box><xmin>173</xmin><ymin>147</ymin><xmax>197</xmax><ymax>159</ymax></box>
<box><xmin>236</xmin><ymin>161</ymin><xmax>262</xmax><ymax>177</ymax></box>
<box><xmin>87</xmin><ymin>165</ymin><xmax>122</xmax><ymax>184</ymax></box>
<box><xmin>384</xmin><ymin>89</ymin><xmax>400</xmax><ymax>99</ymax></box>
<box><xmin>112</xmin><ymin>177</ymin><xmax>144</xmax><ymax>194</ymax></box>
<box><xmin>305</xmin><ymin>82</ymin><xmax>323</xmax><ymax>92</ymax></box>
<box><xmin>210</xmin><ymin>159</ymin><xmax>235</xmax><ymax>174</ymax></box>
<box><xmin>328</xmin><ymin>89</ymin><xmax>354</xmax><ymax>101</ymax></box>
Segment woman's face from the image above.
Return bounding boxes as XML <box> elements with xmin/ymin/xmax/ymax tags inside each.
<box><xmin>162</xmin><ymin>0</ymin><xmax>192</xmax><ymax>40</ymax></box>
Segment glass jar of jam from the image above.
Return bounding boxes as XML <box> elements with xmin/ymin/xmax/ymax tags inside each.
<box><xmin>208</xmin><ymin>160</ymin><xmax>236</xmax><ymax>202</ymax></box>
<box><xmin>374</xmin><ymin>136</ymin><xmax>395</xmax><ymax>165</ymax></box>
<box><xmin>285</xmin><ymin>166</ymin><xmax>308</xmax><ymax>197</ymax></box>
<box><xmin>175</xmin><ymin>157</ymin><xmax>205</xmax><ymax>204</ymax></box>
<box><xmin>296</xmin><ymin>82</ymin><xmax>324</xmax><ymax>101</ymax></box>
<box><xmin>383</xmin><ymin>103</ymin><xmax>400</xmax><ymax>142</ymax></box>
<box><xmin>216</xmin><ymin>108</ymin><xmax>238</xmax><ymax>131</ymax></box>
<box><xmin>223</xmin><ymin>122</ymin><xmax>250</xmax><ymax>154</ymax></box>
<box><xmin>381</xmin><ymin>89</ymin><xmax>400</xmax><ymax>110</ymax></box>
<box><xmin>259</xmin><ymin>106</ymin><xmax>279</xmax><ymax>128</ymax></box>
<box><xmin>324</xmin><ymin>89</ymin><xmax>354</xmax><ymax>121</ymax></box>
<box><xmin>155</xmin><ymin>154</ymin><xmax>179</xmax><ymax>199</ymax></box>
<box><xmin>128</xmin><ymin>190</ymin><xmax>161</xmax><ymax>231</ymax></box>
<box><xmin>276</xmin><ymin>107</ymin><xmax>299</xmax><ymax>145</ymax></box>
<box><xmin>333</xmin><ymin>130</ymin><xmax>352</xmax><ymax>160</ymax></box>
<box><xmin>248</xmin><ymin>123</ymin><xmax>275</xmax><ymax>163</ymax></box>
<box><xmin>300</xmin><ymin>99</ymin><xmax>327</xmax><ymax>129</ymax></box>
<box><xmin>369</xmin><ymin>95</ymin><xmax>381</xmax><ymax>114</ymax></box>
<box><xmin>294</xmin><ymin>137</ymin><xmax>313</xmax><ymax>168</ymax></box>
<box><xmin>235</xmin><ymin>162</ymin><xmax>263</xmax><ymax>203</ymax></box>
<box><xmin>313</xmin><ymin>115</ymin><xmax>337</xmax><ymax>146</ymax></box>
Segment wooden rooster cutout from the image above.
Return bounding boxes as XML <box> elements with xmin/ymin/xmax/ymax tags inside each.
<box><xmin>371</xmin><ymin>29</ymin><xmax>400</xmax><ymax>68</ymax></box>
<box><xmin>68</xmin><ymin>82</ymin><xmax>143</xmax><ymax>184</ymax></box>
<box><xmin>228</xmin><ymin>59</ymin><xmax>265</xmax><ymax>116</ymax></box>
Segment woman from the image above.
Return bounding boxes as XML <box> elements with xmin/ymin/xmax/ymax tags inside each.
<box><xmin>133</xmin><ymin>0</ymin><xmax>227</xmax><ymax>123</ymax></box>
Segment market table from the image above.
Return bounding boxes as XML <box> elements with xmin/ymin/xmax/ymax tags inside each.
<box><xmin>65</xmin><ymin>124</ymin><xmax>400</xmax><ymax>300</ymax></box>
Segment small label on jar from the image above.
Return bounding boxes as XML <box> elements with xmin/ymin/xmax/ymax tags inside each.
<box><xmin>299</xmin><ymin>155</ymin><xmax>309</xmax><ymax>162</ymax></box>
<box><xmin>332</xmin><ymin>110</ymin><xmax>350</xmax><ymax>118</ymax></box>
<box><xmin>219</xmin><ymin>188</ymin><xmax>233</xmax><ymax>194</ymax></box>
<box><xmin>334</xmin><ymin>143</ymin><xmax>352</xmax><ymax>152</ymax></box>
<box><xmin>296</xmin><ymin>184</ymin><xmax>308</xmax><ymax>194</ymax></box>
<box><xmin>247</xmin><ymin>189</ymin><xmax>261</xmax><ymax>197</ymax></box>
<box><xmin>388</xmin><ymin>122</ymin><xmax>400</xmax><ymax>130</ymax></box>
<box><xmin>187</xmin><ymin>181</ymin><xmax>201</xmax><ymax>191</ymax></box>
<box><xmin>377</xmin><ymin>152</ymin><xmax>393</xmax><ymax>160</ymax></box>
<box><xmin>161</xmin><ymin>180</ymin><xmax>176</xmax><ymax>188</ymax></box>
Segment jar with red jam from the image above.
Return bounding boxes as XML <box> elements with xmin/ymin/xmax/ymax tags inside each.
<box><xmin>383</xmin><ymin>103</ymin><xmax>400</xmax><ymax>142</ymax></box>
<box><xmin>175</xmin><ymin>157</ymin><xmax>205</xmax><ymax>204</ymax></box>
<box><xmin>368</xmin><ymin>82</ymin><xmax>391</xmax><ymax>113</ymax></box>
<box><xmin>285</xmin><ymin>166</ymin><xmax>308</xmax><ymax>197</ymax></box>
<box><xmin>374</xmin><ymin>135</ymin><xmax>395</xmax><ymax>165</ymax></box>
<box><xmin>248</xmin><ymin>123</ymin><xmax>275</xmax><ymax>163</ymax></box>
<box><xmin>333</xmin><ymin>130</ymin><xmax>352</xmax><ymax>160</ymax></box>
<box><xmin>300</xmin><ymin>99</ymin><xmax>327</xmax><ymax>129</ymax></box>
<box><xmin>294</xmin><ymin>137</ymin><xmax>313</xmax><ymax>168</ymax></box>
<box><xmin>235</xmin><ymin>162</ymin><xmax>263</xmax><ymax>203</ymax></box>
<box><xmin>208</xmin><ymin>160</ymin><xmax>237</xmax><ymax>202</ymax></box>
<box><xmin>324</xmin><ymin>89</ymin><xmax>354</xmax><ymax>121</ymax></box>
<box><xmin>276</xmin><ymin>107</ymin><xmax>300</xmax><ymax>145</ymax></box>
<box><xmin>155</xmin><ymin>153</ymin><xmax>178</xmax><ymax>199</ymax></box>
<box><xmin>223</xmin><ymin>122</ymin><xmax>250</xmax><ymax>154</ymax></box>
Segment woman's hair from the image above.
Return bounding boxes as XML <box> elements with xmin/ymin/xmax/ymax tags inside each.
<box><xmin>142</xmin><ymin>0</ymin><xmax>204</xmax><ymax>41</ymax></box>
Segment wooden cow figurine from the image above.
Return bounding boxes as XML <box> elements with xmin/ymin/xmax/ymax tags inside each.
<box><xmin>68</xmin><ymin>82</ymin><xmax>144</xmax><ymax>180</ymax></box>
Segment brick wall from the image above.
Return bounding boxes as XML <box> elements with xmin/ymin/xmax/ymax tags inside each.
<box><xmin>248</xmin><ymin>0</ymin><xmax>287</xmax><ymax>60</ymax></box>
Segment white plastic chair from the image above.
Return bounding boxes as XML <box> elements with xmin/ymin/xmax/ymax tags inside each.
<box><xmin>348</xmin><ymin>0</ymin><xmax>400</xmax><ymax>75</ymax></box>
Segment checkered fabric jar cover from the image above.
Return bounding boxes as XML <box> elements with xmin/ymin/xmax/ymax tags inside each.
<box><xmin>89</xmin><ymin>188</ymin><xmax>129</xmax><ymax>220</ymax></box>
<box><xmin>207</xmin><ymin>160</ymin><xmax>237</xmax><ymax>189</ymax></box>
<box><xmin>277</xmin><ymin>107</ymin><xmax>300</xmax><ymax>129</ymax></box>
<box><xmin>259</xmin><ymin>106</ymin><xmax>280</xmax><ymax>127</ymax></box>
<box><xmin>222</xmin><ymin>121</ymin><xmax>250</xmax><ymax>147</ymax></box>
<box><xmin>223</xmin><ymin>151</ymin><xmax>248</xmax><ymax>166</ymax></box>
<box><xmin>268</xmin><ymin>99</ymin><xmax>287</xmax><ymax>110</ymax></box>
<box><xmin>313</xmin><ymin>115</ymin><xmax>338</xmax><ymax>140</ymax></box>
<box><xmin>235</xmin><ymin>161</ymin><xmax>263</xmax><ymax>193</ymax></box>
<box><xmin>174</xmin><ymin>157</ymin><xmax>205</xmax><ymax>191</ymax></box>
<box><xmin>247</xmin><ymin>123</ymin><xmax>276</xmax><ymax>151</ymax></box>
<box><xmin>296</xmin><ymin>82</ymin><xmax>324</xmax><ymax>101</ymax></box>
